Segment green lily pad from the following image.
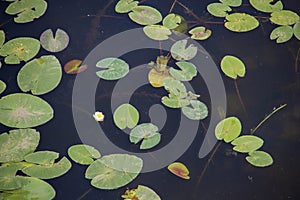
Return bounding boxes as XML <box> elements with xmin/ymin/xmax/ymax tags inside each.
<box><xmin>207</xmin><ymin>3</ymin><xmax>232</xmax><ymax>17</ymax></box>
<box><xmin>169</xmin><ymin>61</ymin><xmax>197</xmax><ymax>81</ymax></box>
<box><xmin>215</xmin><ymin>116</ymin><xmax>242</xmax><ymax>143</ymax></box>
<box><xmin>5</xmin><ymin>0</ymin><xmax>47</xmax><ymax>23</ymax></box>
<box><xmin>128</xmin><ymin>6</ymin><xmax>162</xmax><ymax>25</ymax></box>
<box><xmin>17</xmin><ymin>55</ymin><xmax>62</xmax><ymax>95</ymax></box>
<box><xmin>130</xmin><ymin>123</ymin><xmax>161</xmax><ymax>149</ymax></box>
<box><xmin>189</xmin><ymin>26</ymin><xmax>212</xmax><ymax>40</ymax></box>
<box><xmin>0</xmin><ymin>163</ymin><xmax>25</xmax><ymax>191</ymax></box>
<box><xmin>122</xmin><ymin>185</ymin><xmax>161</xmax><ymax>200</ymax></box>
<box><xmin>246</xmin><ymin>151</ymin><xmax>273</xmax><ymax>167</ymax></box>
<box><xmin>171</xmin><ymin>39</ymin><xmax>197</xmax><ymax>61</ymax></box>
<box><xmin>294</xmin><ymin>22</ymin><xmax>300</xmax><ymax>40</ymax></box>
<box><xmin>68</xmin><ymin>144</ymin><xmax>101</xmax><ymax>165</ymax></box>
<box><xmin>225</xmin><ymin>13</ymin><xmax>259</xmax><ymax>32</ymax></box>
<box><xmin>148</xmin><ymin>68</ymin><xmax>172</xmax><ymax>88</ymax></box>
<box><xmin>85</xmin><ymin>154</ymin><xmax>143</xmax><ymax>190</ymax></box>
<box><xmin>0</xmin><ymin>37</ymin><xmax>40</xmax><ymax>64</ymax></box>
<box><xmin>0</xmin><ymin>93</ymin><xmax>54</xmax><ymax>128</ymax></box>
<box><xmin>182</xmin><ymin>100</ymin><xmax>208</xmax><ymax>120</ymax></box>
<box><xmin>220</xmin><ymin>0</ymin><xmax>242</xmax><ymax>7</ymax></box>
<box><xmin>270</xmin><ymin>10</ymin><xmax>300</xmax><ymax>26</ymax></box>
<box><xmin>231</xmin><ymin>135</ymin><xmax>264</xmax><ymax>153</ymax></box>
<box><xmin>270</xmin><ymin>25</ymin><xmax>293</xmax><ymax>43</ymax></box>
<box><xmin>0</xmin><ymin>129</ymin><xmax>39</xmax><ymax>163</ymax></box>
<box><xmin>249</xmin><ymin>0</ymin><xmax>283</xmax><ymax>13</ymax></box>
<box><xmin>0</xmin><ymin>30</ymin><xmax>5</xmax><ymax>47</ymax></box>
<box><xmin>115</xmin><ymin>0</ymin><xmax>138</xmax><ymax>13</ymax></box>
<box><xmin>143</xmin><ymin>25</ymin><xmax>171</xmax><ymax>41</ymax></box>
<box><xmin>221</xmin><ymin>55</ymin><xmax>246</xmax><ymax>79</ymax></box>
<box><xmin>0</xmin><ymin>80</ymin><xmax>6</xmax><ymax>95</ymax></box>
<box><xmin>24</xmin><ymin>151</ymin><xmax>59</xmax><ymax>165</ymax></box>
<box><xmin>64</xmin><ymin>59</ymin><xmax>88</xmax><ymax>74</ymax></box>
<box><xmin>40</xmin><ymin>29</ymin><xmax>69</xmax><ymax>53</ymax></box>
<box><xmin>22</xmin><ymin>157</ymin><xmax>72</xmax><ymax>179</ymax></box>
<box><xmin>163</xmin><ymin>13</ymin><xmax>181</xmax><ymax>29</ymax></box>
<box><xmin>1</xmin><ymin>176</ymin><xmax>55</xmax><ymax>200</ymax></box>
<box><xmin>113</xmin><ymin>103</ymin><xmax>139</xmax><ymax>130</ymax></box>
<box><xmin>96</xmin><ymin>57</ymin><xmax>129</xmax><ymax>80</ymax></box>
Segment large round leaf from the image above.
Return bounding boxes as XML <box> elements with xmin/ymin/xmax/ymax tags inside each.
<box><xmin>221</xmin><ymin>55</ymin><xmax>246</xmax><ymax>79</ymax></box>
<box><xmin>215</xmin><ymin>116</ymin><xmax>242</xmax><ymax>143</ymax></box>
<box><xmin>113</xmin><ymin>103</ymin><xmax>139</xmax><ymax>130</ymax></box>
<box><xmin>270</xmin><ymin>10</ymin><xmax>300</xmax><ymax>26</ymax></box>
<box><xmin>68</xmin><ymin>144</ymin><xmax>101</xmax><ymax>165</ymax></box>
<box><xmin>270</xmin><ymin>25</ymin><xmax>293</xmax><ymax>43</ymax></box>
<box><xmin>225</xmin><ymin>13</ymin><xmax>259</xmax><ymax>32</ymax></box>
<box><xmin>129</xmin><ymin>123</ymin><xmax>161</xmax><ymax>149</ymax></box>
<box><xmin>249</xmin><ymin>0</ymin><xmax>283</xmax><ymax>13</ymax></box>
<box><xmin>231</xmin><ymin>135</ymin><xmax>264</xmax><ymax>153</ymax></box>
<box><xmin>189</xmin><ymin>26</ymin><xmax>212</xmax><ymax>40</ymax></box>
<box><xmin>246</xmin><ymin>151</ymin><xmax>273</xmax><ymax>167</ymax></box>
<box><xmin>163</xmin><ymin>13</ymin><xmax>181</xmax><ymax>29</ymax></box>
<box><xmin>17</xmin><ymin>55</ymin><xmax>62</xmax><ymax>95</ymax></box>
<box><xmin>220</xmin><ymin>0</ymin><xmax>242</xmax><ymax>7</ymax></box>
<box><xmin>182</xmin><ymin>100</ymin><xmax>208</xmax><ymax>120</ymax></box>
<box><xmin>40</xmin><ymin>29</ymin><xmax>69</xmax><ymax>53</ymax></box>
<box><xmin>85</xmin><ymin>154</ymin><xmax>143</xmax><ymax>190</ymax></box>
<box><xmin>96</xmin><ymin>57</ymin><xmax>129</xmax><ymax>80</ymax></box>
<box><xmin>171</xmin><ymin>39</ymin><xmax>197</xmax><ymax>61</ymax></box>
<box><xmin>169</xmin><ymin>61</ymin><xmax>197</xmax><ymax>81</ymax></box>
<box><xmin>0</xmin><ymin>93</ymin><xmax>54</xmax><ymax>128</ymax></box>
<box><xmin>128</xmin><ymin>6</ymin><xmax>162</xmax><ymax>25</ymax></box>
<box><xmin>0</xmin><ymin>37</ymin><xmax>40</xmax><ymax>64</ymax></box>
<box><xmin>143</xmin><ymin>25</ymin><xmax>171</xmax><ymax>41</ymax></box>
<box><xmin>115</xmin><ymin>0</ymin><xmax>138</xmax><ymax>13</ymax></box>
<box><xmin>207</xmin><ymin>3</ymin><xmax>232</xmax><ymax>18</ymax></box>
<box><xmin>5</xmin><ymin>0</ymin><xmax>47</xmax><ymax>23</ymax></box>
<box><xmin>0</xmin><ymin>129</ymin><xmax>39</xmax><ymax>163</ymax></box>
<box><xmin>0</xmin><ymin>80</ymin><xmax>6</xmax><ymax>95</ymax></box>
<box><xmin>294</xmin><ymin>22</ymin><xmax>300</xmax><ymax>40</ymax></box>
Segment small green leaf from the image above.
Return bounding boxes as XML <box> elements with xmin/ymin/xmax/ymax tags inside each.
<box><xmin>122</xmin><ymin>185</ymin><xmax>161</xmax><ymax>200</ymax></box>
<box><xmin>128</xmin><ymin>6</ymin><xmax>162</xmax><ymax>25</ymax></box>
<box><xmin>231</xmin><ymin>135</ymin><xmax>264</xmax><ymax>153</ymax></box>
<box><xmin>169</xmin><ymin>61</ymin><xmax>197</xmax><ymax>81</ymax></box>
<box><xmin>0</xmin><ymin>30</ymin><xmax>5</xmax><ymax>47</ymax></box>
<box><xmin>189</xmin><ymin>26</ymin><xmax>212</xmax><ymax>40</ymax></box>
<box><xmin>270</xmin><ymin>25</ymin><xmax>293</xmax><ymax>43</ymax></box>
<box><xmin>161</xmin><ymin>97</ymin><xmax>190</xmax><ymax>108</ymax></box>
<box><xmin>115</xmin><ymin>0</ymin><xmax>138</xmax><ymax>13</ymax></box>
<box><xmin>294</xmin><ymin>22</ymin><xmax>300</xmax><ymax>40</ymax></box>
<box><xmin>24</xmin><ymin>151</ymin><xmax>59</xmax><ymax>165</ymax></box>
<box><xmin>182</xmin><ymin>100</ymin><xmax>208</xmax><ymax>120</ymax></box>
<box><xmin>171</xmin><ymin>39</ymin><xmax>197</xmax><ymax>61</ymax></box>
<box><xmin>113</xmin><ymin>104</ymin><xmax>139</xmax><ymax>130</ymax></box>
<box><xmin>0</xmin><ymin>80</ymin><xmax>6</xmax><ymax>95</ymax></box>
<box><xmin>207</xmin><ymin>3</ymin><xmax>232</xmax><ymax>17</ymax></box>
<box><xmin>221</xmin><ymin>55</ymin><xmax>246</xmax><ymax>79</ymax></box>
<box><xmin>220</xmin><ymin>0</ymin><xmax>242</xmax><ymax>7</ymax></box>
<box><xmin>215</xmin><ymin>116</ymin><xmax>242</xmax><ymax>143</ymax></box>
<box><xmin>130</xmin><ymin>123</ymin><xmax>161</xmax><ymax>149</ymax></box>
<box><xmin>96</xmin><ymin>57</ymin><xmax>129</xmax><ymax>80</ymax></box>
<box><xmin>225</xmin><ymin>13</ymin><xmax>259</xmax><ymax>32</ymax></box>
<box><xmin>68</xmin><ymin>144</ymin><xmax>101</xmax><ymax>165</ymax></box>
<box><xmin>163</xmin><ymin>13</ymin><xmax>181</xmax><ymax>29</ymax></box>
<box><xmin>40</xmin><ymin>29</ymin><xmax>69</xmax><ymax>53</ymax></box>
<box><xmin>249</xmin><ymin>0</ymin><xmax>283</xmax><ymax>13</ymax></box>
<box><xmin>0</xmin><ymin>163</ymin><xmax>25</xmax><ymax>191</ymax></box>
<box><xmin>246</xmin><ymin>151</ymin><xmax>273</xmax><ymax>167</ymax></box>
<box><xmin>270</xmin><ymin>10</ymin><xmax>300</xmax><ymax>26</ymax></box>
<box><xmin>143</xmin><ymin>25</ymin><xmax>171</xmax><ymax>41</ymax></box>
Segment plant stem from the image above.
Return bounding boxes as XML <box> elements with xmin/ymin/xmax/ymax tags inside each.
<box><xmin>234</xmin><ymin>79</ymin><xmax>248</xmax><ymax>117</ymax></box>
<box><xmin>295</xmin><ymin>47</ymin><xmax>300</xmax><ymax>73</ymax></box>
<box><xmin>77</xmin><ymin>188</ymin><xmax>92</xmax><ymax>200</ymax></box>
<box><xmin>176</xmin><ymin>1</ymin><xmax>201</xmax><ymax>21</ymax></box>
<box><xmin>169</xmin><ymin>0</ymin><xmax>178</xmax><ymax>13</ymax></box>
<box><xmin>0</xmin><ymin>18</ymin><xmax>12</xmax><ymax>28</ymax></box>
<box><xmin>250</xmin><ymin>104</ymin><xmax>287</xmax><ymax>135</ymax></box>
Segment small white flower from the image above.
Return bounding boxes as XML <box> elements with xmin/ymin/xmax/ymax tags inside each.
<box><xmin>93</xmin><ymin>111</ymin><xmax>104</xmax><ymax>122</ymax></box>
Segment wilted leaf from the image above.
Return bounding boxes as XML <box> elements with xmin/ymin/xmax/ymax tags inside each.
<box><xmin>189</xmin><ymin>26</ymin><xmax>212</xmax><ymax>40</ymax></box>
<box><xmin>148</xmin><ymin>68</ymin><xmax>172</xmax><ymax>88</ymax></box>
<box><xmin>64</xmin><ymin>59</ymin><xmax>88</xmax><ymax>74</ymax></box>
<box><xmin>168</xmin><ymin>162</ymin><xmax>190</xmax><ymax>179</ymax></box>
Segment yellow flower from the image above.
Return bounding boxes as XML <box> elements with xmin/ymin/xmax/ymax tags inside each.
<box><xmin>93</xmin><ymin>111</ymin><xmax>104</xmax><ymax>122</ymax></box>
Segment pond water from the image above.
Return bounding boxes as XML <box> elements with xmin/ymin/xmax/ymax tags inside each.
<box><xmin>0</xmin><ymin>0</ymin><xmax>300</xmax><ymax>199</ymax></box>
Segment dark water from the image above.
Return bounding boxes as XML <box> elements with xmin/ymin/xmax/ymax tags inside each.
<box><xmin>0</xmin><ymin>0</ymin><xmax>300</xmax><ymax>199</ymax></box>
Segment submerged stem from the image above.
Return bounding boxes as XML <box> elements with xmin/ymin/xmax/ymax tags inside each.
<box><xmin>77</xmin><ymin>188</ymin><xmax>92</xmax><ymax>200</ymax></box>
<box><xmin>234</xmin><ymin>79</ymin><xmax>248</xmax><ymax>117</ymax></box>
<box><xmin>169</xmin><ymin>0</ymin><xmax>178</xmax><ymax>13</ymax></box>
<box><xmin>295</xmin><ymin>47</ymin><xmax>300</xmax><ymax>73</ymax></box>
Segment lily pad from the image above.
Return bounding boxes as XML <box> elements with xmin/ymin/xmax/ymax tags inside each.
<box><xmin>17</xmin><ymin>55</ymin><xmax>62</xmax><ymax>95</ymax></box>
<box><xmin>246</xmin><ymin>151</ymin><xmax>273</xmax><ymax>167</ymax></box>
<box><xmin>173</xmin><ymin>16</ymin><xmax>188</xmax><ymax>35</ymax></box>
<box><xmin>294</xmin><ymin>22</ymin><xmax>300</xmax><ymax>40</ymax></box>
<box><xmin>143</xmin><ymin>25</ymin><xmax>172</xmax><ymax>41</ymax></box>
<box><xmin>182</xmin><ymin>100</ymin><xmax>208</xmax><ymax>120</ymax></box>
<box><xmin>115</xmin><ymin>0</ymin><xmax>138</xmax><ymax>13</ymax></box>
<box><xmin>249</xmin><ymin>0</ymin><xmax>283</xmax><ymax>13</ymax></box>
<box><xmin>0</xmin><ymin>129</ymin><xmax>39</xmax><ymax>163</ymax></box>
<box><xmin>231</xmin><ymin>135</ymin><xmax>264</xmax><ymax>153</ymax></box>
<box><xmin>225</xmin><ymin>13</ymin><xmax>259</xmax><ymax>32</ymax></box>
<box><xmin>22</xmin><ymin>157</ymin><xmax>72</xmax><ymax>179</ymax></box>
<box><xmin>221</xmin><ymin>55</ymin><xmax>246</xmax><ymax>79</ymax></box>
<box><xmin>189</xmin><ymin>26</ymin><xmax>212</xmax><ymax>40</ymax></box>
<box><xmin>24</xmin><ymin>151</ymin><xmax>59</xmax><ymax>165</ymax></box>
<box><xmin>5</xmin><ymin>0</ymin><xmax>47</xmax><ymax>23</ymax></box>
<box><xmin>270</xmin><ymin>25</ymin><xmax>293</xmax><ymax>43</ymax></box>
<box><xmin>0</xmin><ymin>30</ymin><xmax>5</xmax><ymax>47</ymax></box>
<box><xmin>148</xmin><ymin>68</ymin><xmax>172</xmax><ymax>88</ymax></box>
<box><xmin>169</xmin><ymin>61</ymin><xmax>197</xmax><ymax>81</ymax></box>
<box><xmin>207</xmin><ymin>3</ymin><xmax>232</xmax><ymax>17</ymax></box>
<box><xmin>0</xmin><ymin>93</ymin><xmax>54</xmax><ymax>128</ymax></box>
<box><xmin>215</xmin><ymin>116</ymin><xmax>242</xmax><ymax>143</ymax></box>
<box><xmin>68</xmin><ymin>144</ymin><xmax>101</xmax><ymax>165</ymax></box>
<box><xmin>168</xmin><ymin>162</ymin><xmax>190</xmax><ymax>179</ymax></box>
<box><xmin>85</xmin><ymin>154</ymin><xmax>143</xmax><ymax>190</ymax></box>
<box><xmin>113</xmin><ymin>103</ymin><xmax>139</xmax><ymax>130</ymax></box>
<box><xmin>40</xmin><ymin>29</ymin><xmax>69</xmax><ymax>53</ymax></box>
<box><xmin>129</xmin><ymin>123</ymin><xmax>161</xmax><ymax>149</ymax></box>
<box><xmin>171</xmin><ymin>39</ymin><xmax>197</xmax><ymax>61</ymax></box>
<box><xmin>0</xmin><ymin>163</ymin><xmax>25</xmax><ymax>191</ymax></box>
<box><xmin>220</xmin><ymin>0</ymin><xmax>242</xmax><ymax>7</ymax></box>
<box><xmin>64</xmin><ymin>59</ymin><xmax>88</xmax><ymax>74</ymax></box>
<box><xmin>0</xmin><ymin>37</ymin><xmax>40</xmax><ymax>64</ymax></box>
<box><xmin>122</xmin><ymin>185</ymin><xmax>161</xmax><ymax>200</ymax></box>
<box><xmin>0</xmin><ymin>80</ymin><xmax>6</xmax><ymax>95</ymax></box>
<box><xmin>128</xmin><ymin>6</ymin><xmax>162</xmax><ymax>25</ymax></box>
<box><xmin>270</xmin><ymin>10</ymin><xmax>300</xmax><ymax>26</ymax></box>
<box><xmin>163</xmin><ymin>13</ymin><xmax>181</xmax><ymax>29</ymax></box>
<box><xmin>96</xmin><ymin>57</ymin><xmax>129</xmax><ymax>80</ymax></box>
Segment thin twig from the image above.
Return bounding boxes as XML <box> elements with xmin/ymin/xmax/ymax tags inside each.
<box><xmin>169</xmin><ymin>0</ymin><xmax>178</xmax><ymax>13</ymax></box>
<box><xmin>176</xmin><ymin>0</ymin><xmax>201</xmax><ymax>21</ymax></box>
<box><xmin>77</xmin><ymin>188</ymin><xmax>92</xmax><ymax>200</ymax></box>
<box><xmin>234</xmin><ymin>79</ymin><xmax>248</xmax><ymax>117</ymax></box>
<box><xmin>295</xmin><ymin>47</ymin><xmax>300</xmax><ymax>73</ymax></box>
<box><xmin>0</xmin><ymin>18</ymin><xmax>12</xmax><ymax>28</ymax></box>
